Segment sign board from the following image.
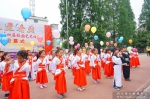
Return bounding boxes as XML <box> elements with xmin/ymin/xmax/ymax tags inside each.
<box><xmin>0</xmin><ymin>17</ymin><xmax>52</xmax><ymax>53</ymax></box>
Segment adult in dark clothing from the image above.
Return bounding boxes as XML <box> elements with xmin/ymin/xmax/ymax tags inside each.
<box><xmin>120</xmin><ymin>45</ymin><xmax>131</xmax><ymax>81</ymax></box>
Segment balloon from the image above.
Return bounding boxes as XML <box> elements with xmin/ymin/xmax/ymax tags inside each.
<box><xmin>114</xmin><ymin>43</ymin><xmax>117</xmax><ymax>47</ymax></box>
<box><xmin>46</xmin><ymin>40</ymin><xmax>51</xmax><ymax>46</ymax></box>
<box><xmin>74</xmin><ymin>46</ymin><xmax>77</xmax><ymax>49</ymax></box>
<box><xmin>132</xmin><ymin>48</ymin><xmax>136</xmax><ymax>52</ymax></box>
<box><xmin>91</xmin><ymin>27</ymin><xmax>97</xmax><ymax>34</ymax></box>
<box><xmin>65</xmin><ymin>49</ymin><xmax>68</xmax><ymax>53</ymax></box>
<box><xmin>30</xmin><ymin>41</ymin><xmax>35</xmax><ymax>46</ymax></box>
<box><xmin>84</xmin><ymin>25</ymin><xmax>91</xmax><ymax>32</ymax></box>
<box><xmin>110</xmin><ymin>41</ymin><xmax>113</xmax><ymax>44</ymax></box>
<box><xmin>21</xmin><ymin>8</ymin><xmax>31</xmax><ymax>20</ymax></box>
<box><xmin>120</xmin><ymin>36</ymin><xmax>124</xmax><ymax>40</ymax></box>
<box><xmin>0</xmin><ymin>33</ymin><xmax>6</xmax><ymax>37</ymax></box>
<box><xmin>129</xmin><ymin>39</ymin><xmax>132</xmax><ymax>44</ymax></box>
<box><xmin>82</xmin><ymin>49</ymin><xmax>86</xmax><ymax>53</ymax></box>
<box><xmin>127</xmin><ymin>47</ymin><xmax>132</xmax><ymax>52</ymax></box>
<box><xmin>69</xmin><ymin>41</ymin><xmax>74</xmax><ymax>45</ymax></box>
<box><xmin>118</xmin><ymin>39</ymin><xmax>122</xmax><ymax>43</ymax></box>
<box><xmin>77</xmin><ymin>43</ymin><xmax>80</xmax><ymax>48</ymax></box>
<box><xmin>90</xmin><ymin>42</ymin><xmax>93</xmax><ymax>46</ymax></box>
<box><xmin>106</xmin><ymin>42</ymin><xmax>109</xmax><ymax>46</ymax></box>
<box><xmin>56</xmin><ymin>39</ymin><xmax>60</xmax><ymax>44</ymax></box>
<box><xmin>85</xmin><ymin>43</ymin><xmax>88</xmax><ymax>47</ymax></box>
<box><xmin>106</xmin><ymin>32</ymin><xmax>111</xmax><ymax>38</ymax></box>
<box><xmin>52</xmin><ymin>30</ymin><xmax>60</xmax><ymax>38</ymax></box>
<box><xmin>69</xmin><ymin>36</ymin><xmax>74</xmax><ymax>41</ymax></box>
<box><xmin>20</xmin><ymin>46</ymin><xmax>25</xmax><ymax>50</ymax></box>
<box><xmin>60</xmin><ymin>43</ymin><xmax>62</xmax><ymax>47</ymax></box>
<box><xmin>94</xmin><ymin>35</ymin><xmax>98</xmax><ymax>40</ymax></box>
<box><xmin>100</xmin><ymin>41</ymin><xmax>104</xmax><ymax>46</ymax></box>
<box><xmin>37</xmin><ymin>35</ymin><xmax>43</xmax><ymax>43</ymax></box>
<box><xmin>1</xmin><ymin>37</ymin><xmax>8</xmax><ymax>46</ymax></box>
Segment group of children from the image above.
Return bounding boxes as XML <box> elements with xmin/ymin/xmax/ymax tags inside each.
<box><xmin>0</xmin><ymin>46</ymin><xmax>140</xmax><ymax>99</ymax></box>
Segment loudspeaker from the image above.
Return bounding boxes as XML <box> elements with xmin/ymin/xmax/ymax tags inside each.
<box><xmin>94</xmin><ymin>43</ymin><xmax>101</xmax><ymax>54</ymax></box>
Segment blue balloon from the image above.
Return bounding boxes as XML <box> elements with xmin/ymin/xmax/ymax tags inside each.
<box><xmin>1</xmin><ymin>33</ymin><xmax>6</xmax><ymax>37</ymax></box>
<box><xmin>120</xmin><ymin>36</ymin><xmax>124</xmax><ymax>40</ymax></box>
<box><xmin>56</xmin><ymin>39</ymin><xmax>60</xmax><ymax>44</ymax></box>
<box><xmin>94</xmin><ymin>35</ymin><xmax>98</xmax><ymax>40</ymax></box>
<box><xmin>118</xmin><ymin>39</ymin><xmax>122</xmax><ymax>43</ymax></box>
<box><xmin>46</xmin><ymin>40</ymin><xmax>51</xmax><ymax>46</ymax></box>
<box><xmin>1</xmin><ymin>37</ymin><xmax>8</xmax><ymax>46</ymax></box>
<box><xmin>21</xmin><ymin>8</ymin><xmax>31</xmax><ymax>20</ymax></box>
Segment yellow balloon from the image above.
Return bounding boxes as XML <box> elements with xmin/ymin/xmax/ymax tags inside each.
<box><xmin>38</xmin><ymin>47</ymin><xmax>43</xmax><ymax>51</ymax></box>
<box><xmin>30</xmin><ymin>41</ymin><xmax>35</xmax><ymax>46</ymax></box>
<box><xmin>91</xmin><ymin>27</ymin><xmax>97</xmax><ymax>34</ymax></box>
<box><xmin>82</xmin><ymin>49</ymin><xmax>86</xmax><ymax>53</ymax></box>
<box><xmin>20</xmin><ymin>46</ymin><xmax>25</xmax><ymax>50</ymax></box>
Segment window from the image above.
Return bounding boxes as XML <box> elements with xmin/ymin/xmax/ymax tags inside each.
<box><xmin>34</xmin><ymin>19</ymin><xmax>38</xmax><ymax>23</ymax></box>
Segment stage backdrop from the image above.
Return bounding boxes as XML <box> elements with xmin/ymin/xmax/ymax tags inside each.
<box><xmin>0</xmin><ymin>17</ymin><xmax>52</xmax><ymax>54</ymax></box>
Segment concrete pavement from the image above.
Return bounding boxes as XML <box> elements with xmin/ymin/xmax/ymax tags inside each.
<box><xmin>0</xmin><ymin>54</ymin><xmax>150</xmax><ymax>99</ymax></box>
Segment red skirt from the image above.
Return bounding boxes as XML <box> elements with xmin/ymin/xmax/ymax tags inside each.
<box><xmin>36</xmin><ymin>69</ymin><xmax>48</xmax><ymax>84</ymax></box>
<box><xmin>8</xmin><ymin>79</ymin><xmax>30</xmax><ymax>99</ymax></box>
<box><xmin>92</xmin><ymin>65</ymin><xmax>101</xmax><ymax>80</ymax></box>
<box><xmin>130</xmin><ymin>57</ymin><xmax>135</xmax><ymax>67</ymax></box>
<box><xmin>101</xmin><ymin>60</ymin><xmax>105</xmax><ymax>69</ymax></box>
<box><xmin>74</xmin><ymin>68</ymin><xmax>87</xmax><ymax>86</ymax></box>
<box><xmin>2</xmin><ymin>71</ymin><xmax>13</xmax><ymax>91</ymax></box>
<box><xmin>104</xmin><ymin>63</ymin><xmax>114</xmax><ymax>77</ymax></box>
<box><xmin>72</xmin><ymin>67</ymin><xmax>76</xmax><ymax>76</ymax></box>
<box><xmin>0</xmin><ymin>73</ymin><xmax>2</xmax><ymax>84</ymax></box>
<box><xmin>55</xmin><ymin>71</ymin><xmax>67</xmax><ymax>94</ymax></box>
<box><xmin>135</xmin><ymin>57</ymin><xmax>140</xmax><ymax>66</ymax></box>
<box><xmin>85</xmin><ymin>61</ymin><xmax>91</xmax><ymax>74</ymax></box>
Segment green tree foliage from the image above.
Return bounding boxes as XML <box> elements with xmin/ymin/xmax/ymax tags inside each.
<box><xmin>139</xmin><ymin>0</ymin><xmax>150</xmax><ymax>31</ymax></box>
<box><xmin>137</xmin><ymin>0</ymin><xmax>150</xmax><ymax>48</ymax></box>
<box><xmin>59</xmin><ymin>0</ymin><xmax>136</xmax><ymax>49</ymax></box>
<box><xmin>136</xmin><ymin>31</ymin><xmax>150</xmax><ymax>48</ymax></box>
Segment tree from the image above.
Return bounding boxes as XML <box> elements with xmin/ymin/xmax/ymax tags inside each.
<box><xmin>138</xmin><ymin>0</ymin><xmax>150</xmax><ymax>49</ymax></box>
<box><xmin>136</xmin><ymin>31</ymin><xmax>150</xmax><ymax>48</ymax></box>
<box><xmin>59</xmin><ymin>0</ymin><xmax>136</xmax><ymax>49</ymax></box>
<box><xmin>116</xmin><ymin>0</ymin><xmax>136</xmax><ymax>45</ymax></box>
<box><xmin>139</xmin><ymin>0</ymin><xmax>150</xmax><ymax>31</ymax></box>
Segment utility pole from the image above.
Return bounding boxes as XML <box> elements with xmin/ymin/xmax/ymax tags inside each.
<box><xmin>66</xmin><ymin>0</ymin><xmax>69</xmax><ymax>50</ymax></box>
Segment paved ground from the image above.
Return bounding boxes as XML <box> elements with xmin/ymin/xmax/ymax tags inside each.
<box><xmin>0</xmin><ymin>54</ymin><xmax>150</xmax><ymax>99</ymax></box>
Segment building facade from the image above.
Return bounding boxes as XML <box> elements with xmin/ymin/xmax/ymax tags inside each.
<box><xmin>26</xmin><ymin>16</ymin><xmax>49</xmax><ymax>24</ymax></box>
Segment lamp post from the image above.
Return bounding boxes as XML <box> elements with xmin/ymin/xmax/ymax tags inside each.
<box><xmin>66</xmin><ymin>0</ymin><xmax>69</xmax><ymax>50</ymax></box>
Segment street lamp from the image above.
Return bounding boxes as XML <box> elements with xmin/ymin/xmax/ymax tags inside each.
<box><xmin>66</xmin><ymin>0</ymin><xmax>69</xmax><ymax>50</ymax></box>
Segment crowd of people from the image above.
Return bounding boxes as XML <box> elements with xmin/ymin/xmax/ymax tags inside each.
<box><xmin>0</xmin><ymin>45</ymin><xmax>140</xmax><ymax>99</ymax></box>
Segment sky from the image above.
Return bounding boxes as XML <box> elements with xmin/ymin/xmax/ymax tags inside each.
<box><xmin>0</xmin><ymin>0</ymin><xmax>144</xmax><ymax>30</ymax></box>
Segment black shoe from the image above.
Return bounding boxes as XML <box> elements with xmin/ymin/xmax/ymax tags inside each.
<box><xmin>62</xmin><ymin>94</ymin><xmax>66</xmax><ymax>98</ymax></box>
<box><xmin>4</xmin><ymin>93</ymin><xmax>9</xmax><ymax>99</ymax></box>
<box><xmin>125</xmin><ymin>79</ymin><xmax>131</xmax><ymax>81</ymax></box>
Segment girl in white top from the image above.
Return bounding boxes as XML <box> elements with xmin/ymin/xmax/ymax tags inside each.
<box><xmin>9</xmin><ymin>50</ymin><xmax>30</xmax><ymax>99</ymax></box>
<box><xmin>0</xmin><ymin>52</ymin><xmax>14</xmax><ymax>98</ymax></box>
<box><xmin>112</xmin><ymin>47</ymin><xmax>123</xmax><ymax>90</ymax></box>
<box><xmin>34</xmin><ymin>50</ymin><xmax>48</xmax><ymax>89</ymax></box>
<box><xmin>45</xmin><ymin>50</ymin><xmax>53</xmax><ymax>72</ymax></box>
